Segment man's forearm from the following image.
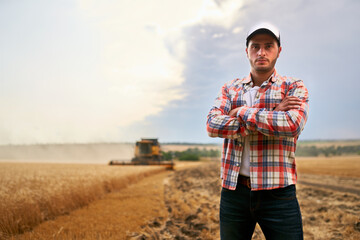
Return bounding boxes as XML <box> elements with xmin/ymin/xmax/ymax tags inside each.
<box><xmin>206</xmin><ymin>108</ymin><xmax>249</xmax><ymax>139</ymax></box>
<box><xmin>236</xmin><ymin>103</ymin><xmax>309</xmax><ymax>138</ymax></box>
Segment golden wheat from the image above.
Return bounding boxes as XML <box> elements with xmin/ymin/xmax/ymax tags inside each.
<box><xmin>17</xmin><ymin>171</ymin><xmax>170</xmax><ymax>240</ymax></box>
<box><xmin>296</xmin><ymin>156</ymin><xmax>360</xmax><ymax>177</ymax></box>
<box><xmin>0</xmin><ymin>162</ymin><xmax>164</xmax><ymax>239</ymax></box>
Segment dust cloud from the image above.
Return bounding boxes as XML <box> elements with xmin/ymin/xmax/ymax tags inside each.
<box><xmin>0</xmin><ymin>143</ymin><xmax>134</xmax><ymax>164</ymax></box>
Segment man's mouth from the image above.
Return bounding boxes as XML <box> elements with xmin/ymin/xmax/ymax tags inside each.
<box><xmin>256</xmin><ymin>58</ymin><xmax>268</xmax><ymax>63</ymax></box>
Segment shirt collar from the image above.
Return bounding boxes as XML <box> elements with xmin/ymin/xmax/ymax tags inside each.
<box><xmin>243</xmin><ymin>69</ymin><xmax>278</xmax><ymax>85</ymax></box>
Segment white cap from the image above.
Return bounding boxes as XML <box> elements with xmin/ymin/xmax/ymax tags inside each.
<box><xmin>246</xmin><ymin>22</ymin><xmax>280</xmax><ymax>46</ymax></box>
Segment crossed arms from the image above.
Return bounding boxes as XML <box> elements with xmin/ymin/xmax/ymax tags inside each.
<box><xmin>206</xmin><ymin>80</ymin><xmax>309</xmax><ymax>139</ymax></box>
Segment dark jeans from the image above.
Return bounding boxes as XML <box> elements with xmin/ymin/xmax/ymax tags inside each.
<box><xmin>220</xmin><ymin>183</ymin><xmax>303</xmax><ymax>240</ymax></box>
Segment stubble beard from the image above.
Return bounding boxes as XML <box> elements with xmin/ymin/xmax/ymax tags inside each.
<box><xmin>252</xmin><ymin>58</ymin><xmax>278</xmax><ymax>74</ymax></box>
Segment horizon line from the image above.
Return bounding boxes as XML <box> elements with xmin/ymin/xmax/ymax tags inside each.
<box><xmin>1</xmin><ymin>138</ymin><xmax>360</xmax><ymax>147</ymax></box>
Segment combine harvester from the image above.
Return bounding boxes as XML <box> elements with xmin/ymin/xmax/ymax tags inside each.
<box><xmin>109</xmin><ymin>138</ymin><xmax>174</xmax><ymax>170</ymax></box>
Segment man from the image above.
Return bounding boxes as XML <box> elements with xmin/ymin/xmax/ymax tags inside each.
<box><xmin>206</xmin><ymin>22</ymin><xmax>309</xmax><ymax>240</ymax></box>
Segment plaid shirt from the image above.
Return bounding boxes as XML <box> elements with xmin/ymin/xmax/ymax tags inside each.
<box><xmin>206</xmin><ymin>70</ymin><xmax>309</xmax><ymax>191</ymax></box>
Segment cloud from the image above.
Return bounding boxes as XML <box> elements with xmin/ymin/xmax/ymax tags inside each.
<box><xmin>0</xmin><ymin>0</ymin><xmax>205</xmax><ymax>144</ymax></box>
<box><xmin>120</xmin><ymin>0</ymin><xmax>360</xmax><ymax>142</ymax></box>
<box><xmin>77</xmin><ymin>0</ymin><xmax>194</xmax><ymax>125</ymax></box>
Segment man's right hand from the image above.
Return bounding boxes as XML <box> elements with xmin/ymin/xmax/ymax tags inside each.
<box><xmin>229</xmin><ymin>107</ymin><xmax>241</xmax><ymax>118</ymax></box>
<box><xmin>274</xmin><ymin>96</ymin><xmax>302</xmax><ymax>111</ymax></box>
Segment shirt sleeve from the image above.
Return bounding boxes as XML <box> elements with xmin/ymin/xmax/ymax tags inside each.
<box><xmin>236</xmin><ymin>80</ymin><xmax>309</xmax><ymax>138</ymax></box>
<box><xmin>206</xmin><ymin>83</ymin><xmax>249</xmax><ymax>139</ymax></box>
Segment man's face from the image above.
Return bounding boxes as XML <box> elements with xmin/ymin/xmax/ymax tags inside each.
<box><xmin>246</xmin><ymin>33</ymin><xmax>282</xmax><ymax>74</ymax></box>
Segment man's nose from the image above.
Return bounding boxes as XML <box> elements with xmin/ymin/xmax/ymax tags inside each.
<box><xmin>257</xmin><ymin>47</ymin><xmax>266</xmax><ymax>56</ymax></box>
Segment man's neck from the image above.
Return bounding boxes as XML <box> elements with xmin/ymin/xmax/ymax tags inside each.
<box><xmin>251</xmin><ymin>70</ymin><xmax>274</xmax><ymax>86</ymax></box>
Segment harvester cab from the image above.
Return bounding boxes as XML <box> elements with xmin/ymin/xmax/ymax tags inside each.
<box><xmin>132</xmin><ymin>138</ymin><xmax>162</xmax><ymax>163</ymax></box>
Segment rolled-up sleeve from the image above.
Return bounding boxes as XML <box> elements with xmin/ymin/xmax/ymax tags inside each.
<box><xmin>206</xmin><ymin>83</ymin><xmax>249</xmax><ymax>139</ymax></box>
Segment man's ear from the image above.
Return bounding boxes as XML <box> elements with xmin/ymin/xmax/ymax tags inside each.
<box><xmin>245</xmin><ymin>48</ymin><xmax>249</xmax><ymax>58</ymax></box>
<box><xmin>278</xmin><ymin>46</ymin><xmax>282</xmax><ymax>57</ymax></box>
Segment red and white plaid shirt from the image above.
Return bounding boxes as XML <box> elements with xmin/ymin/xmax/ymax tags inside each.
<box><xmin>206</xmin><ymin>70</ymin><xmax>309</xmax><ymax>191</ymax></box>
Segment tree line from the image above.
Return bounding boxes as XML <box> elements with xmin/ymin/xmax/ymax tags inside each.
<box><xmin>162</xmin><ymin>147</ymin><xmax>221</xmax><ymax>161</ymax></box>
<box><xmin>162</xmin><ymin>144</ymin><xmax>360</xmax><ymax>160</ymax></box>
<box><xmin>295</xmin><ymin>145</ymin><xmax>360</xmax><ymax>157</ymax></box>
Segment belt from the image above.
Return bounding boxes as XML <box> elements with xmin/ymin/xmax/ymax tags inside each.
<box><xmin>237</xmin><ymin>175</ymin><xmax>251</xmax><ymax>189</ymax></box>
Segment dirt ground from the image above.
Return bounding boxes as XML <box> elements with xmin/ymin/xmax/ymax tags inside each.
<box><xmin>129</xmin><ymin>162</ymin><xmax>360</xmax><ymax>240</ymax></box>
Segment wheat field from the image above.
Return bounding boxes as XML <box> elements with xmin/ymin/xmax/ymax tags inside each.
<box><xmin>0</xmin><ymin>162</ymin><xmax>165</xmax><ymax>239</ymax></box>
<box><xmin>1</xmin><ymin>153</ymin><xmax>359</xmax><ymax>239</ymax></box>
<box><xmin>296</xmin><ymin>156</ymin><xmax>360</xmax><ymax>178</ymax></box>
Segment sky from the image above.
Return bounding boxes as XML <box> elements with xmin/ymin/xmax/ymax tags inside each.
<box><xmin>1</xmin><ymin>0</ymin><xmax>360</xmax><ymax>145</ymax></box>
